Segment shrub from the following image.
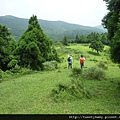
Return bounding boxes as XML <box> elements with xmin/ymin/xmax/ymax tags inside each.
<box><xmin>18</xmin><ymin>68</ymin><xmax>33</xmax><ymax>75</ymax></box>
<box><xmin>7</xmin><ymin>59</ymin><xmax>18</xmax><ymax>68</ymax></box>
<box><xmin>10</xmin><ymin>64</ymin><xmax>21</xmax><ymax>73</ymax></box>
<box><xmin>71</xmin><ymin>68</ymin><xmax>82</xmax><ymax>77</ymax></box>
<box><xmin>2</xmin><ymin>70</ymin><xmax>13</xmax><ymax>79</ymax></box>
<box><xmin>10</xmin><ymin>64</ymin><xmax>33</xmax><ymax>75</ymax></box>
<box><xmin>43</xmin><ymin>60</ymin><xmax>58</xmax><ymax>71</ymax></box>
<box><xmin>51</xmin><ymin>78</ymin><xmax>91</xmax><ymax>102</ymax></box>
<box><xmin>83</xmin><ymin>67</ymin><xmax>106</xmax><ymax>80</ymax></box>
<box><xmin>98</xmin><ymin>61</ymin><xmax>108</xmax><ymax>70</ymax></box>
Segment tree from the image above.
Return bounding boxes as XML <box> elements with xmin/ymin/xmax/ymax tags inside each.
<box><xmin>79</xmin><ymin>35</ymin><xmax>88</xmax><ymax>43</ymax></box>
<box><xmin>101</xmin><ymin>33</ymin><xmax>109</xmax><ymax>45</ymax></box>
<box><xmin>62</xmin><ymin>36</ymin><xmax>69</xmax><ymax>45</ymax></box>
<box><xmin>102</xmin><ymin>0</ymin><xmax>120</xmax><ymax>63</ymax></box>
<box><xmin>87</xmin><ymin>32</ymin><xmax>101</xmax><ymax>43</ymax></box>
<box><xmin>89</xmin><ymin>40</ymin><xmax>104</xmax><ymax>53</ymax></box>
<box><xmin>15</xmin><ymin>15</ymin><xmax>59</xmax><ymax>70</ymax></box>
<box><xmin>0</xmin><ymin>24</ymin><xmax>16</xmax><ymax>71</ymax></box>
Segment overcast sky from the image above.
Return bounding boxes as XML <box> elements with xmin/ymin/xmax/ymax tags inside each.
<box><xmin>0</xmin><ymin>0</ymin><xmax>108</xmax><ymax>26</ymax></box>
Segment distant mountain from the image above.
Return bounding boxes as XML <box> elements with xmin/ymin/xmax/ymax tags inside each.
<box><xmin>0</xmin><ymin>15</ymin><xmax>107</xmax><ymax>40</ymax></box>
<box><xmin>95</xmin><ymin>25</ymin><xmax>107</xmax><ymax>32</ymax></box>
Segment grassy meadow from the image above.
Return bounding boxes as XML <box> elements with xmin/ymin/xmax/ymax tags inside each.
<box><xmin>0</xmin><ymin>44</ymin><xmax>120</xmax><ymax>114</ymax></box>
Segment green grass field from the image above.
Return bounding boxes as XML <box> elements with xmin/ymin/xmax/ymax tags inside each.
<box><xmin>0</xmin><ymin>44</ymin><xmax>120</xmax><ymax>114</ymax></box>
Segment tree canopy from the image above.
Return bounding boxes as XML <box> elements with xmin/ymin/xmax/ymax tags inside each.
<box><xmin>14</xmin><ymin>15</ymin><xmax>59</xmax><ymax>70</ymax></box>
<box><xmin>62</xmin><ymin>36</ymin><xmax>69</xmax><ymax>46</ymax></box>
<box><xmin>102</xmin><ymin>0</ymin><xmax>120</xmax><ymax>63</ymax></box>
<box><xmin>0</xmin><ymin>24</ymin><xmax>16</xmax><ymax>71</ymax></box>
<box><xmin>89</xmin><ymin>40</ymin><xmax>104</xmax><ymax>53</ymax></box>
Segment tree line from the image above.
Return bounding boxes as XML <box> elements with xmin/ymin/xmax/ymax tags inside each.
<box><xmin>102</xmin><ymin>0</ymin><xmax>120</xmax><ymax>64</ymax></box>
<box><xmin>61</xmin><ymin>32</ymin><xmax>108</xmax><ymax>53</ymax></box>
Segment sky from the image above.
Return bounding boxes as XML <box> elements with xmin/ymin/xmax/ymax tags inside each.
<box><xmin>0</xmin><ymin>0</ymin><xmax>108</xmax><ymax>27</ymax></box>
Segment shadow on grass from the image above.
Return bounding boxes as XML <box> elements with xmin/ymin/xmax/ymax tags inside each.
<box><xmin>87</xmin><ymin>51</ymin><xmax>100</xmax><ymax>56</ymax></box>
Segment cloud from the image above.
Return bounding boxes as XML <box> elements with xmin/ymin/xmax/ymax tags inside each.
<box><xmin>0</xmin><ymin>0</ymin><xmax>108</xmax><ymax>26</ymax></box>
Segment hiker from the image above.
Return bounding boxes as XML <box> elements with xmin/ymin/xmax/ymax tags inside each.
<box><xmin>68</xmin><ymin>55</ymin><xmax>72</xmax><ymax>69</ymax></box>
<box><xmin>80</xmin><ymin>55</ymin><xmax>85</xmax><ymax>69</ymax></box>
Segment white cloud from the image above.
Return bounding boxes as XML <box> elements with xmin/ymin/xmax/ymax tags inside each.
<box><xmin>0</xmin><ymin>0</ymin><xmax>108</xmax><ymax>26</ymax></box>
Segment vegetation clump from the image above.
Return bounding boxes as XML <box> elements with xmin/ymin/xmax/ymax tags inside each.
<box><xmin>98</xmin><ymin>61</ymin><xmax>108</xmax><ymax>70</ymax></box>
<box><xmin>43</xmin><ymin>60</ymin><xmax>58</xmax><ymax>71</ymax></box>
<box><xmin>51</xmin><ymin>78</ymin><xmax>91</xmax><ymax>102</ymax></box>
<box><xmin>83</xmin><ymin>67</ymin><xmax>106</xmax><ymax>80</ymax></box>
<box><xmin>71</xmin><ymin>68</ymin><xmax>82</xmax><ymax>77</ymax></box>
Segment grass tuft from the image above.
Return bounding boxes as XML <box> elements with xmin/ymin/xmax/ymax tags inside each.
<box><xmin>51</xmin><ymin>78</ymin><xmax>91</xmax><ymax>102</ymax></box>
<box><xmin>83</xmin><ymin>67</ymin><xmax>106</xmax><ymax>80</ymax></box>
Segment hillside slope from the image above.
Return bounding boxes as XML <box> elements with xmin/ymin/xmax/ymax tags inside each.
<box><xmin>0</xmin><ymin>15</ymin><xmax>106</xmax><ymax>40</ymax></box>
<box><xmin>95</xmin><ymin>25</ymin><xmax>107</xmax><ymax>32</ymax></box>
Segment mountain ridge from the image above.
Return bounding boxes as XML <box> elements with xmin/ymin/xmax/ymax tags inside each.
<box><xmin>0</xmin><ymin>15</ymin><xmax>107</xmax><ymax>40</ymax></box>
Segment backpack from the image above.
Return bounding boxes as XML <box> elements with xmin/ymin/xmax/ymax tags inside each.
<box><xmin>68</xmin><ymin>57</ymin><xmax>71</xmax><ymax>62</ymax></box>
<box><xmin>80</xmin><ymin>58</ymin><xmax>84</xmax><ymax>64</ymax></box>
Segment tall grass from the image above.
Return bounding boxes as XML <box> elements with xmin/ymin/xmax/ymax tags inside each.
<box><xmin>51</xmin><ymin>77</ymin><xmax>91</xmax><ymax>102</ymax></box>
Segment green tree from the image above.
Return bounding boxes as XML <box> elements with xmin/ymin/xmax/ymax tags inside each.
<box><xmin>89</xmin><ymin>40</ymin><xmax>104</xmax><ymax>53</ymax></box>
<box><xmin>75</xmin><ymin>35</ymin><xmax>79</xmax><ymax>43</ymax></box>
<box><xmin>0</xmin><ymin>24</ymin><xmax>16</xmax><ymax>71</ymax></box>
<box><xmin>101</xmin><ymin>33</ymin><xmax>109</xmax><ymax>45</ymax></box>
<box><xmin>62</xmin><ymin>36</ymin><xmax>69</xmax><ymax>45</ymax></box>
<box><xmin>87</xmin><ymin>32</ymin><xmax>101</xmax><ymax>43</ymax></box>
<box><xmin>15</xmin><ymin>15</ymin><xmax>58</xmax><ymax>70</ymax></box>
<box><xmin>102</xmin><ymin>0</ymin><xmax>120</xmax><ymax>63</ymax></box>
<box><xmin>79</xmin><ymin>35</ymin><xmax>88</xmax><ymax>43</ymax></box>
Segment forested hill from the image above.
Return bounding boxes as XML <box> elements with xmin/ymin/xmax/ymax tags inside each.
<box><xmin>0</xmin><ymin>15</ymin><xmax>106</xmax><ymax>40</ymax></box>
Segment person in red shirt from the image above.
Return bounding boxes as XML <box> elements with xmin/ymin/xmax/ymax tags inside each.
<box><xmin>80</xmin><ymin>55</ymin><xmax>85</xmax><ymax>69</ymax></box>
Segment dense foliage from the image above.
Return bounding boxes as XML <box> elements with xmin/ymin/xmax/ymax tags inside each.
<box><xmin>0</xmin><ymin>15</ymin><xmax>59</xmax><ymax>71</ymax></box>
<box><xmin>14</xmin><ymin>15</ymin><xmax>59</xmax><ymax>70</ymax></box>
<box><xmin>102</xmin><ymin>0</ymin><xmax>120</xmax><ymax>63</ymax></box>
<box><xmin>70</xmin><ymin>32</ymin><xmax>109</xmax><ymax>45</ymax></box>
<box><xmin>62</xmin><ymin>36</ymin><xmax>69</xmax><ymax>46</ymax></box>
<box><xmin>0</xmin><ymin>24</ymin><xmax>16</xmax><ymax>71</ymax></box>
<box><xmin>89</xmin><ymin>40</ymin><xmax>104</xmax><ymax>53</ymax></box>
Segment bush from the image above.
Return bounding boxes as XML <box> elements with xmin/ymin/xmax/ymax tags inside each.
<box><xmin>83</xmin><ymin>67</ymin><xmax>106</xmax><ymax>80</ymax></box>
<box><xmin>10</xmin><ymin>64</ymin><xmax>33</xmax><ymax>75</ymax></box>
<box><xmin>51</xmin><ymin>78</ymin><xmax>91</xmax><ymax>102</ymax></box>
<box><xmin>10</xmin><ymin>64</ymin><xmax>21</xmax><ymax>73</ymax></box>
<box><xmin>18</xmin><ymin>68</ymin><xmax>33</xmax><ymax>75</ymax></box>
<box><xmin>3</xmin><ymin>70</ymin><xmax>13</xmax><ymax>79</ymax></box>
<box><xmin>0</xmin><ymin>66</ymin><xmax>33</xmax><ymax>81</ymax></box>
<box><xmin>7</xmin><ymin>59</ymin><xmax>18</xmax><ymax>68</ymax></box>
<box><xmin>43</xmin><ymin>60</ymin><xmax>58</xmax><ymax>71</ymax></box>
<box><xmin>98</xmin><ymin>61</ymin><xmax>108</xmax><ymax>70</ymax></box>
<box><xmin>71</xmin><ymin>68</ymin><xmax>82</xmax><ymax>77</ymax></box>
